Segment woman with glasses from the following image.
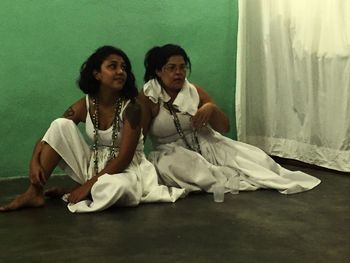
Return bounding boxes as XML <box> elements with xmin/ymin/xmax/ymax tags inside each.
<box><xmin>139</xmin><ymin>43</ymin><xmax>320</xmax><ymax>196</ymax></box>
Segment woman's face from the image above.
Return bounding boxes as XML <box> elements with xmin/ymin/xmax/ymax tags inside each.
<box><xmin>94</xmin><ymin>54</ymin><xmax>127</xmax><ymax>91</ymax></box>
<box><xmin>156</xmin><ymin>55</ymin><xmax>188</xmax><ymax>92</ymax></box>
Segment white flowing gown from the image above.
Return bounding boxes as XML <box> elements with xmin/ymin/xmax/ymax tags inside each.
<box><xmin>144</xmin><ymin>79</ymin><xmax>321</xmax><ymax>194</ymax></box>
<box><xmin>42</xmin><ymin>96</ymin><xmax>185</xmax><ymax>213</ymax></box>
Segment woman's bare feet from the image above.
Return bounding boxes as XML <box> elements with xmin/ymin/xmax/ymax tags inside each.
<box><xmin>0</xmin><ymin>185</ymin><xmax>45</xmax><ymax>212</ymax></box>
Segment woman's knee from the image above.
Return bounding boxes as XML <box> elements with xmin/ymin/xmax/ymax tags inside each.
<box><xmin>47</xmin><ymin>118</ymin><xmax>77</xmax><ymax>137</ymax></box>
<box><xmin>50</xmin><ymin>118</ymin><xmax>75</xmax><ymax>130</ymax></box>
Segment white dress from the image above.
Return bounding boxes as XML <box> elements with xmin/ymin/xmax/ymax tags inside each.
<box><xmin>144</xmin><ymin>79</ymin><xmax>321</xmax><ymax>194</ymax></box>
<box><xmin>42</xmin><ymin>96</ymin><xmax>185</xmax><ymax>213</ymax></box>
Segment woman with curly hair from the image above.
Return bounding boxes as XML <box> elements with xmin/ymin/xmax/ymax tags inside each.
<box><xmin>0</xmin><ymin>45</ymin><xmax>184</xmax><ymax>213</ymax></box>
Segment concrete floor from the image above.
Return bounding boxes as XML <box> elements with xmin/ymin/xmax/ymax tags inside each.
<box><xmin>0</xmin><ymin>161</ymin><xmax>349</xmax><ymax>263</ymax></box>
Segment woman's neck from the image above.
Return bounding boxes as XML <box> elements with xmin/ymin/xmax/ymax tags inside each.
<box><xmin>159</xmin><ymin>83</ymin><xmax>180</xmax><ymax>103</ymax></box>
<box><xmin>165</xmin><ymin>89</ymin><xmax>178</xmax><ymax>102</ymax></box>
<box><xmin>96</xmin><ymin>90</ymin><xmax>122</xmax><ymax>106</ymax></box>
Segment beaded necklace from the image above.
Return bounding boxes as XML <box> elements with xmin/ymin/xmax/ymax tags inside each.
<box><xmin>92</xmin><ymin>96</ymin><xmax>123</xmax><ymax>175</ymax></box>
<box><xmin>165</xmin><ymin>101</ymin><xmax>202</xmax><ymax>154</ymax></box>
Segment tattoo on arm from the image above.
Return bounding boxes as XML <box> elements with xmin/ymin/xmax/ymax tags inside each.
<box><xmin>125</xmin><ymin>102</ymin><xmax>141</xmax><ymax>129</ymax></box>
<box><xmin>63</xmin><ymin>106</ymin><xmax>75</xmax><ymax>119</ymax></box>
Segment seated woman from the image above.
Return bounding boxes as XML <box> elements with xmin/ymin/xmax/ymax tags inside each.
<box><xmin>139</xmin><ymin>44</ymin><xmax>321</xmax><ymax>195</ymax></box>
<box><xmin>0</xmin><ymin>45</ymin><xmax>184</xmax><ymax>213</ymax></box>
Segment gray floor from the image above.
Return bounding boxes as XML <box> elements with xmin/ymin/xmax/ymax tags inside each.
<box><xmin>0</xmin><ymin>160</ymin><xmax>349</xmax><ymax>263</ymax></box>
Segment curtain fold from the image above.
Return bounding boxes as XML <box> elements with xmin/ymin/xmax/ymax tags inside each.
<box><xmin>236</xmin><ymin>0</ymin><xmax>350</xmax><ymax>171</ymax></box>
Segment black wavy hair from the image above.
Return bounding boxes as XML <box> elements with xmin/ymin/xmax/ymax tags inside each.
<box><xmin>143</xmin><ymin>44</ymin><xmax>191</xmax><ymax>82</ymax></box>
<box><xmin>78</xmin><ymin>45</ymin><xmax>138</xmax><ymax>99</ymax></box>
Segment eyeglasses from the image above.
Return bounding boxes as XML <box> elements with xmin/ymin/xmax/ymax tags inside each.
<box><xmin>163</xmin><ymin>64</ymin><xmax>189</xmax><ymax>73</ymax></box>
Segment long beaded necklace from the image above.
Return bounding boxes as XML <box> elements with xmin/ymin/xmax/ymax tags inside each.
<box><xmin>165</xmin><ymin>101</ymin><xmax>202</xmax><ymax>154</ymax></box>
<box><xmin>92</xmin><ymin>96</ymin><xmax>123</xmax><ymax>175</ymax></box>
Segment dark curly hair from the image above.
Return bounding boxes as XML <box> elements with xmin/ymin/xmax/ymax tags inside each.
<box><xmin>143</xmin><ymin>44</ymin><xmax>191</xmax><ymax>82</ymax></box>
<box><xmin>78</xmin><ymin>46</ymin><xmax>138</xmax><ymax>99</ymax></box>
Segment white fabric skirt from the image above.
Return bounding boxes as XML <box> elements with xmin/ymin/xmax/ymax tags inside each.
<box><xmin>148</xmin><ymin>128</ymin><xmax>321</xmax><ymax>194</ymax></box>
<box><xmin>42</xmin><ymin>118</ymin><xmax>185</xmax><ymax>213</ymax></box>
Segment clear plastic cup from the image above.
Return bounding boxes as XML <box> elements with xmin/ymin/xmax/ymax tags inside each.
<box><xmin>213</xmin><ymin>185</ymin><xmax>225</xmax><ymax>202</ymax></box>
<box><xmin>229</xmin><ymin>175</ymin><xmax>240</xmax><ymax>194</ymax></box>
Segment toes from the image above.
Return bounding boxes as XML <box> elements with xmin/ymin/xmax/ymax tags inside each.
<box><xmin>0</xmin><ymin>204</ymin><xmax>14</xmax><ymax>212</ymax></box>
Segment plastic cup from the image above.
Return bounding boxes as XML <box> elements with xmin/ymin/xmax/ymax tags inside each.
<box><xmin>213</xmin><ymin>185</ymin><xmax>225</xmax><ymax>202</ymax></box>
<box><xmin>229</xmin><ymin>175</ymin><xmax>240</xmax><ymax>195</ymax></box>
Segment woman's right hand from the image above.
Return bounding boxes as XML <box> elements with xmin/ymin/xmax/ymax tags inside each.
<box><xmin>29</xmin><ymin>160</ymin><xmax>47</xmax><ymax>187</ymax></box>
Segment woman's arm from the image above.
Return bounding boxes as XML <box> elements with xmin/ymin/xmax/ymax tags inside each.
<box><xmin>29</xmin><ymin>139</ymin><xmax>46</xmax><ymax>186</ymax></box>
<box><xmin>61</xmin><ymin>97</ymin><xmax>87</xmax><ymax>124</ymax></box>
<box><xmin>138</xmin><ymin>90</ymin><xmax>157</xmax><ymax>139</ymax></box>
<box><xmin>192</xmin><ymin>85</ymin><xmax>230</xmax><ymax>133</ymax></box>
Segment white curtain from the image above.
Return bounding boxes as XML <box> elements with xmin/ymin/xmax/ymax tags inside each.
<box><xmin>236</xmin><ymin>0</ymin><xmax>350</xmax><ymax>172</ymax></box>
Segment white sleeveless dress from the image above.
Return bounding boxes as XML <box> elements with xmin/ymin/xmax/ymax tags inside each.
<box><xmin>144</xmin><ymin>79</ymin><xmax>321</xmax><ymax>194</ymax></box>
<box><xmin>42</xmin><ymin>95</ymin><xmax>185</xmax><ymax>213</ymax></box>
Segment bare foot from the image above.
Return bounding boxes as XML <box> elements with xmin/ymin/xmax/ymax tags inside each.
<box><xmin>0</xmin><ymin>187</ymin><xmax>45</xmax><ymax>212</ymax></box>
<box><xmin>44</xmin><ymin>187</ymin><xmax>68</xmax><ymax>198</ymax></box>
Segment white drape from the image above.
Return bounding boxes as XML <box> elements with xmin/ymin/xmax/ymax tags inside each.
<box><xmin>236</xmin><ymin>0</ymin><xmax>350</xmax><ymax>172</ymax></box>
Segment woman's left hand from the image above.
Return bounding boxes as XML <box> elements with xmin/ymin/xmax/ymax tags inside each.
<box><xmin>68</xmin><ymin>179</ymin><xmax>95</xmax><ymax>204</ymax></box>
<box><xmin>191</xmin><ymin>103</ymin><xmax>215</xmax><ymax>130</ymax></box>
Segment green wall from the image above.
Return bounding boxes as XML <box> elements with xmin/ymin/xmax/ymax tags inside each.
<box><xmin>0</xmin><ymin>0</ymin><xmax>238</xmax><ymax>179</ymax></box>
